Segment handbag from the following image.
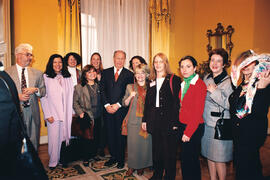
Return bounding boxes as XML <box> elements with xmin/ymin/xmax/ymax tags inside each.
<box><xmin>0</xmin><ymin>75</ymin><xmax>48</xmax><ymax>179</ymax></box>
<box><xmin>214</xmin><ymin>109</ymin><xmax>233</xmax><ymax>140</ymax></box>
<box><xmin>121</xmin><ymin>84</ymin><xmax>135</xmax><ymax>136</ymax></box>
<box><xmin>71</xmin><ymin>113</ymin><xmax>94</xmax><ymax>139</ymax></box>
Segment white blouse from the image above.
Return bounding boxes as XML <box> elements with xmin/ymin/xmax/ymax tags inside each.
<box><xmin>156</xmin><ymin>77</ymin><xmax>165</xmax><ymax>107</ymax></box>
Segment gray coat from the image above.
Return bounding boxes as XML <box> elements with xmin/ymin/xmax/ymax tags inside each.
<box><xmin>5</xmin><ymin>65</ymin><xmax>45</xmax><ymax>149</ymax></box>
<box><xmin>73</xmin><ymin>83</ymin><xmax>99</xmax><ymax>121</ymax></box>
<box><xmin>203</xmin><ymin>74</ymin><xmax>233</xmax><ymax>127</ymax></box>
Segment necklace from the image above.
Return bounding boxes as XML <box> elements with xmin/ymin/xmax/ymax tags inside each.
<box><xmin>88</xmin><ymin>83</ymin><xmax>98</xmax><ymax>94</ymax></box>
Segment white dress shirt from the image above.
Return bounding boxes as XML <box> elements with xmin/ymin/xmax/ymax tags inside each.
<box><xmin>16</xmin><ymin>64</ymin><xmax>29</xmax><ymax>87</ymax></box>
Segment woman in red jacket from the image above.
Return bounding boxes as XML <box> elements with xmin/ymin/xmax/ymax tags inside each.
<box><xmin>178</xmin><ymin>56</ymin><xmax>207</xmax><ymax>180</ymax></box>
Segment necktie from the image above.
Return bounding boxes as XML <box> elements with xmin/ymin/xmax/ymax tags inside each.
<box><xmin>21</xmin><ymin>68</ymin><xmax>30</xmax><ymax>107</ymax></box>
<box><xmin>115</xmin><ymin>69</ymin><xmax>119</xmax><ymax>81</ymax></box>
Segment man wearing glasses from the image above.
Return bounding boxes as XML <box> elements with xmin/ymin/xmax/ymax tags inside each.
<box><xmin>6</xmin><ymin>43</ymin><xmax>45</xmax><ymax>150</ymax></box>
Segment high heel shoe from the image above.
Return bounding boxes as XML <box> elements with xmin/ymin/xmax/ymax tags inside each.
<box><xmin>126</xmin><ymin>168</ymin><xmax>134</xmax><ymax>176</ymax></box>
<box><xmin>49</xmin><ymin>166</ymin><xmax>56</xmax><ymax>170</ymax></box>
<box><xmin>137</xmin><ymin>168</ymin><xmax>144</xmax><ymax>176</ymax></box>
<box><xmin>83</xmin><ymin>161</ymin><xmax>89</xmax><ymax>167</ymax></box>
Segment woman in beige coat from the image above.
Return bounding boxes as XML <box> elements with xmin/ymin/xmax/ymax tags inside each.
<box><xmin>73</xmin><ymin>65</ymin><xmax>102</xmax><ymax>166</ymax></box>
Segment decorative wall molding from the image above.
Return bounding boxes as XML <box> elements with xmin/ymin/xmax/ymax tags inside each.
<box><xmin>0</xmin><ymin>0</ymin><xmax>11</xmax><ymax>67</ymax></box>
<box><xmin>40</xmin><ymin>135</ymin><xmax>48</xmax><ymax>144</ymax></box>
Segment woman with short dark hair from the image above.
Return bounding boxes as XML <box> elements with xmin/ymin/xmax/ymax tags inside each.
<box><xmin>129</xmin><ymin>56</ymin><xmax>147</xmax><ymax>72</ymax></box>
<box><xmin>73</xmin><ymin>65</ymin><xmax>102</xmax><ymax>166</ymax></box>
<box><xmin>178</xmin><ymin>55</ymin><xmax>207</xmax><ymax>180</ymax></box>
<box><xmin>201</xmin><ymin>48</ymin><xmax>233</xmax><ymax>180</ymax></box>
<box><xmin>64</xmin><ymin>52</ymin><xmax>82</xmax><ymax>86</ymax></box>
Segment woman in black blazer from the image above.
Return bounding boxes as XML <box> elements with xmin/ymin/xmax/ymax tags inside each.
<box><xmin>142</xmin><ymin>53</ymin><xmax>181</xmax><ymax>180</ymax></box>
<box><xmin>229</xmin><ymin>50</ymin><xmax>270</xmax><ymax>180</ymax></box>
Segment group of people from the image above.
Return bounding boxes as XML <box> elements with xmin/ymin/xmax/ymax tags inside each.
<box><xmin>1</xmin><ymin>42</ymin><xmax>269</xmax><ymax>180</ymax></box>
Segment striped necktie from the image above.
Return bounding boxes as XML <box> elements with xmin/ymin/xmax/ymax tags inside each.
<box><xmin>21</xmin><ymin>68</ymin><xmax>30</xmax><ymax>107</ymax></box>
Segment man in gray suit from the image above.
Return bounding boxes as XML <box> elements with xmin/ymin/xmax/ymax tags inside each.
<box><xmin>6</xmin><ymin>43</ymin><xmax>45</xmax><ymax>150</ymax></box>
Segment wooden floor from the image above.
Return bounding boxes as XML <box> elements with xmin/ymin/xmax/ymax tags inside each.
<box><xmin>38</xmin><ymin>136</ymin><xmax>270</xmax><ymax>180</ymax></box>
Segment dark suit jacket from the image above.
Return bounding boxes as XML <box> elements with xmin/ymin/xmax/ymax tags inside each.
<box><xmin>100</xmin><ymin>67</ymin><xmax>134</xmax><ymax>106</ymax></box>
<box><xmin>0</xmin><ymin>70</ymin><xmax>22</xmax><ymax>176</ymax></box>
<box><xmin>229</xmin><ymin>84</ymin><xmax>270</xmax><ymax>148</ymax></box>
<box><xmin>142</xmin><ymin>74</ymin><xmax>181</xmax><ymax>134</ymax></box>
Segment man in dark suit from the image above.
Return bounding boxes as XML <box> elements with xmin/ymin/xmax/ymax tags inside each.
<box><xmin>101</xmin><ymin>50</ymin><xmax>134</xmax><ymax>169</ymax></box>
<box><xmin>0</xmin><ymin>61</ymin><xmax>22</xmax><ymax>178</ymax></box>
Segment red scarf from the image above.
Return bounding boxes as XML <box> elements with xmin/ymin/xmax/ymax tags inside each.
<box><xmin>136</xmin><ymin>84</ymin><xmax>146</xmax><ymax>117</ymax></box>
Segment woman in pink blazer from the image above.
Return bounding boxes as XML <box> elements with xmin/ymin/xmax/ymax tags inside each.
<box><xmin>41</xmin><ymin>54</ymin><xmax>74</xmax><ymax>170</ymax></box>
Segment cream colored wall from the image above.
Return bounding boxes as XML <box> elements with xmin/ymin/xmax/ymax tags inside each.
<box><xmin>170</xmin><ymin>0</ymin><xmax>270</xmax><ymax>129</ymax></box>
<box><xmin>13</xmin><ymin>0</ymin><xmax>59</xmax><ymax>136</ymax></box>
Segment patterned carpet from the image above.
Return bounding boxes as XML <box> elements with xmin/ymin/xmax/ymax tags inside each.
<box><xmin>101</xmin><ymin>169</ymin><xmax>137</xmax><ymax>180</ymax></box>
<box><xmin>89</xmin><ymin>157</ymin><xmax>138</xmax><ymax>179</ymax></box>
<box><xmin>46</xmin><ymin>157</ymin><xmax>141</xmax><ymax>180</ymax></box>
<box><xmin>47</xmin><ymin>164</ymin><xmax>85</xmax><ymax>180</ymax></box>
<box><xmin>89</xmin><ymin>157</ymin><xmax>117</xmax><ymax>172</ymax></box>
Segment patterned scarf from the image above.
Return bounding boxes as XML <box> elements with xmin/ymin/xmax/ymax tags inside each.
<box><xmin>231</xmin><ymin>53</ymin><xmax>270</xmax><ymax>118</ymax></box>
<box><xmin>136</xmin><ymin>84</ymin><xmax>147</xmax><ymax>117</ymax></box>
<box><xmin>181</xmin><ymin>73</ymin><xmax>196</xmax><ymax>101</ymax></box>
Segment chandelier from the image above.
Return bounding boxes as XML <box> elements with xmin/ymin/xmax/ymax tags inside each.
<box><xmin>149</xmin><ymin>0</ymin><xmax>171</xmax><ymax>28</ymax></box>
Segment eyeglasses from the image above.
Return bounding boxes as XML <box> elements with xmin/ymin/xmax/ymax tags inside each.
<box><xmin>20</xmin><ymin>53</ymin><xmax>34</xmax><ymax>58</ymax></box>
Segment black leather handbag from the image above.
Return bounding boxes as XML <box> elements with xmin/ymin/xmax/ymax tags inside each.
<box><xmin>214</xmin><ymin>110</ymin><xmax>233</xmax><ymax>140</ymax></box>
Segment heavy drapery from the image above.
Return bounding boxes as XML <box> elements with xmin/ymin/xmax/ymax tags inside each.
<box><xmin>149</xmin><ymin>0</ymin><xmax>171</xmax><ymax>64</ymax></box>
<box><xmin>81</xmin><ymin>0</ymin><xmax>149</xmax><ymax>68</ymax></box>
<box><xmin>57</xmin><ymin>0</ymin><xmax>81</xmax><ymax>56</ymax></box>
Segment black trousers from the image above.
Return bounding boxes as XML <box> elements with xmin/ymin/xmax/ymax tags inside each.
<box><xmin>105</xmin><ymin>108</ymin><xmax>127</xmax><ymax>163</ymax></box>
<box><xmin>152</xmin><ymin>131</ymin><xmax>178</xmax><ymax>180</ymax></box>
<box><xmin>149</xmin><ymin>107</ymin><xmax>178</xmax><ymax>180</ymax></box>
<box><xmin>92</xmin><ymin>117</ymin><xmax>101</xmax><ymax>155</ymax></box>
<box><xmin>234</xmin><ymin>144</ymin><xmax>264</xmax><ymax>180</ymax></box>
<box><xmin>179</xmin><ymin>123</ymin><xmax>204</xmax><ymax>180</ymax></box>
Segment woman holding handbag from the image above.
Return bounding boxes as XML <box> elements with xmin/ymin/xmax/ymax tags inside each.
<box><xmin>73</xmin><ymin>65</ymin><xmax>102</xmax><ymax>166</ymax></box>
<box><xmin>122</xmin><ymin>64</ymin><xmax>152</xmax><ymax>176</ymax></box>
<box><xmin>40</xmin><ymin>54</ymin><xmax>74</xmax><ymax>170</ymax></box>
<box><xmin>201</xmin><ymin>48</ymin><xmax>233</xmax><ymax>180</ymax></box>
<box><xmin>229</xmin><ymin>50</ymin><xmax>270</xmax><ymax>180</ymax></box>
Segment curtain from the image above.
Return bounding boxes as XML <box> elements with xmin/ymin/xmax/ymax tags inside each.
<box><xmin>81</xmin><ymin>0</ymin><xmax>149</xmax><ymax>68</ymax></box>
<box><xmin>149</xmin><ymin>0</ymin><xmax>171</xmax><ymax>64</ymax></box>
<box><xmin>58</xmin><ymin>0</ymin><xmax>81</xmax><ymax>56</ymax></box>
<box><xmin>0</xmin><ymin>0</ymin><xmax>11</xmax><ymax>67</ymax></box>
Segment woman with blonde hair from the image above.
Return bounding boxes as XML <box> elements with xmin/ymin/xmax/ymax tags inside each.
<box><xmin>142</xmin><ymin>53</ymin><xmax>181</xmax><ymax>180</ymax></box>
<box><xmin>229</xmin><ymin>50</ymin><xmax>270</xmax><ymax>180</ymax></box>
<box><xmin>122</xmin><ymin>64</ymin><xmax>152</xmax><ymax>176</ymax></box>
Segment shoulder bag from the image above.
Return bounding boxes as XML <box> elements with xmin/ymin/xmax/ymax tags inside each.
<box><xmin>214</xmin><ymin>109</ymin><xmax>233</xmax><ymax>140</ymax></box>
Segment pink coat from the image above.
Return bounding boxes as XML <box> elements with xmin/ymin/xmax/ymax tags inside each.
<box><xmin>41</xmin><ymin>74</ymin><xmax>74</xmax><ymax>144</ymax></box>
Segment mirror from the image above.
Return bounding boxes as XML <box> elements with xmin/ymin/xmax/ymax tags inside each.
<box><xmin>206</xmin><ymin>23</ymin><xmax>234</xmax><ymax>59</ymax></box>
<box><xmin>197</xmin><ymin>23</ymin><xmax>234</xmax><ymax>79</ymax></box>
